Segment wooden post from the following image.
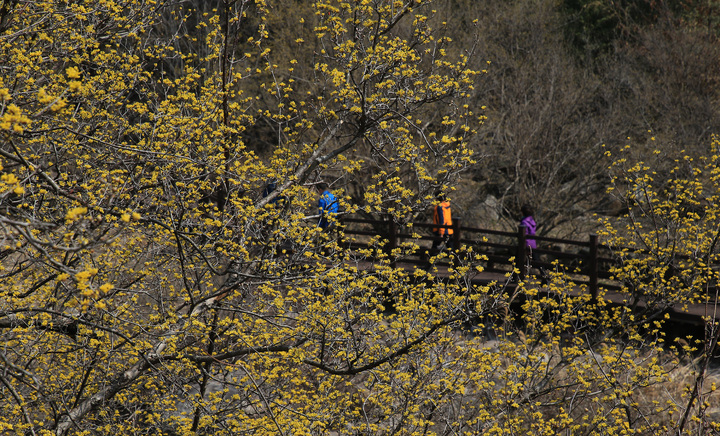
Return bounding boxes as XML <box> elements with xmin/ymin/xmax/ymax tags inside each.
<box><xmin>387</xmin><ymin>215</ymin><xmax>397</xmax><ymax>268</ymax></box>
<box><xmin>516</xmin><ymin>225</ymin><xmax>527</xmax><ymax>281</ymax></box>
<box><xmin>589</xmin><ymin>234</ymin><xmax>599</xmax><ymax>301</ymax></box>
<box><xmin>452</xmin><ymin>217</ymin><xmax>461</xmax><ymax>252</ymax></box>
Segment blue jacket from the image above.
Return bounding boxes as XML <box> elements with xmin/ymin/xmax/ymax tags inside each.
<box><xmin>318</xmin><ymin>190</ymin><xmax>339</xmax><ymax>228</ymax></box>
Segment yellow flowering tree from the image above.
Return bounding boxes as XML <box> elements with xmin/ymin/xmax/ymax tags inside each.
<box><xmin>1</xmin><ymin>0</ymin><xmax>718</xmax><ymax>435</ymax></box>
<box><xmin>602</xmin><ymin>140</ymin><xmax>720</xmax><ymax>315</ymax></box>
<box><xmin>599</xmin><ymin>137</ymin><xmax>720</xmax><ymax>434</ymax></box>
<box><xmin>0</xmin><ymin>0</ymin><xmax>479</xmax><ymax>434</ymax></box>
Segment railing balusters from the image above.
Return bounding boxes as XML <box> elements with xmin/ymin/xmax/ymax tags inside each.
<box><xmin>340</xmin><ymin>216</ymin><xmax>615</xmax><ymax>292</ymax></box>
<box><xmin>589</xmin><ymin>234</ymin><xmax>598</xmax><ymax>301</ymax></box>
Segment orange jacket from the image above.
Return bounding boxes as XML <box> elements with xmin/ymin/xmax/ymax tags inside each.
<box><xmin>433</xmin><ymin>201</ymin><xmax>453</xmax><ymax>235</ymax></box>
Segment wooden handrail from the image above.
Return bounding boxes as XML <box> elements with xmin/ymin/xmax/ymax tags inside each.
<box><xmin>338</xmin><ymin>215</ymin><xmax>719</xmax><ymax>299</ymax></box>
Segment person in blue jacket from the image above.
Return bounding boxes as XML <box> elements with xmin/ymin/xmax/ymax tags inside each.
<box><xmin>316</xmin><ymin>182</ymin><xmax>338</xmax><ymax>229</ymax></box>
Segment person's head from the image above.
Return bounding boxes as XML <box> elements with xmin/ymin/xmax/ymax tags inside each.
<box><xmin>434</xmin><ymin>190</ymin><xmax>446</xmax><ymax>202</ymax></box>
<box><xmin>521</xmin><ymin>204</ymin><xmax>533</xmax><ymax>217</ymax></box>
<box><xmin>316</xmin><ymin>182</ymin><xmax>328</xmax><ymax>192</ymax></box>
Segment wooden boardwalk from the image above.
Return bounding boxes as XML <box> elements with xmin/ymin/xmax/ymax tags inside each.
<box><xmin>341</xmin><ymin>216</ymin><xmax>720</xmax><ymax>328</ymax></box>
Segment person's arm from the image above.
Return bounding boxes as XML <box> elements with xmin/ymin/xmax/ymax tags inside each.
<box><xmin>318</xmin><ymin>195</ymin><xmax>327</xmax><ymax>214</ymax></box>
<box><xmin>521</xmin><ymin>217</ymin><xmax>531</xmax><ymax>235</ymax></box>
<box><xmin>438</xmin><ymin>205</ymin><xmax>448</xmax><ymax>236</ymax></box>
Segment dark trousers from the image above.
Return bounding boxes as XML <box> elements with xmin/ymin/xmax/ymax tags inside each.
<box><xmin>526</xmin><ymin>246</ymin><xmax>549</xmax><ymax>283</ymax></box>
<box><xmin>431</xmin><ymin>232</ymin><xmax>454</xmax><ymax>254</ymax></box>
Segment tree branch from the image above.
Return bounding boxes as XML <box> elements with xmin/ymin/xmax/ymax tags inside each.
<box><xmin>303</xmin><ymin>313</ymin><xmax>462</xmax><ymax>375</ymax></box>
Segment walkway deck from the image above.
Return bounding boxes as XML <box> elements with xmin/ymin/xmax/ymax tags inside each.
<box><xmin>341</xmin><ymin>216</ymin><xmax>720</xmax><ymax>329</ymax></box>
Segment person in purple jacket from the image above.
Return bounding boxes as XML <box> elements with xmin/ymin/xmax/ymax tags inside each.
<box><xmin>520</xmin><ymin>204</ymin><xmax>537</xmax><ymax>252</ymax></box>
<box><xmin>520</xmin><ymin>204</ymin><xmax>548</xmax><ymax>284</ymax></box>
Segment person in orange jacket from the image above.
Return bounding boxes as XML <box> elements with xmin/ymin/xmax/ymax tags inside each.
<box><xmin>431</xmin><ymin>193</ymin><xmax>453</xmax><ymax>253</ymax></box>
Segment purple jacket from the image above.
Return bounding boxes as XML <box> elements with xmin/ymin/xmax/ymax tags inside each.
<box><xmin>521</xmin><ymin>215</ymin><xmax>537</xmax><ymax>249</ymax></box>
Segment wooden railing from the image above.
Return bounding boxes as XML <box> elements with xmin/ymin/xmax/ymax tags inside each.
<box><xmin>336</xmin><ymin>215</ymin><xmax>720</xmax><ymax>327</ymax></box>
<box><xmin>341</xmin><ymin>216</ymin><xmax>621</xmax><ymax>298</ymax></box>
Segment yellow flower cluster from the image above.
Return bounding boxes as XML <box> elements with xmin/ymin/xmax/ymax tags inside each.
<box><xmin>0</xmin><ymin>103</ymin><xmax>31</xmax><ymax>133</ymax></box>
